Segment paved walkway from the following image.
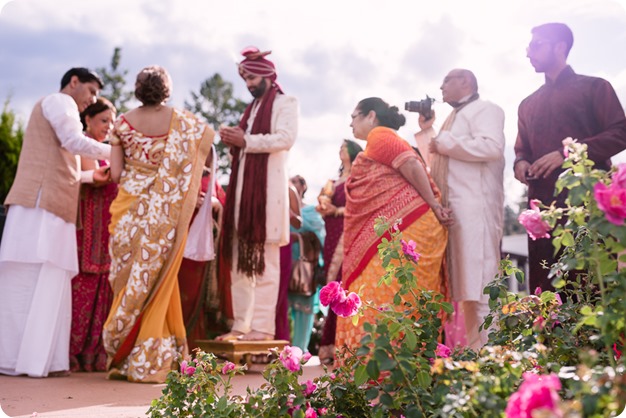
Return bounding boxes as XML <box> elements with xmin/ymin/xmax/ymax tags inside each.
<box><xmin>0</xmin><ymin>359</ymin><xmax>325</xmax><ymax>418</ymax></box>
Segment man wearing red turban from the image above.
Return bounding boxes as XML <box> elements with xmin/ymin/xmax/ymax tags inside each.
<box><xmin>218</xmin><ymin>47</ymin><xmax>299</xmax><ymax>341</ymax></box>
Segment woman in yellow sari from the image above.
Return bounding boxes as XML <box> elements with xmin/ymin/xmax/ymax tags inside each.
<box><xmin>335</xmin><ymin>97</ymin><xmax>452</xmax><ymax>354</ymax></box>
<box><xmin>102</xmin><ymin>66</ymin><xmax>214</xmax><ymax>383</ymax></box>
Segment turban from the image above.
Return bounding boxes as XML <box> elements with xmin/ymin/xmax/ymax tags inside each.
<box><xmin>238</xmin><ymin>46</ymin><xmax>277</xmax><ymax>82</ymax></box>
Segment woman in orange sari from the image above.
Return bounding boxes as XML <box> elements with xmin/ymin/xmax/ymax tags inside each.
<box><xmin>102</xmin><ymin>66</ymin><xmax>214</xmax><ymax>383</ymax></box>
<box><xmin>335</xmin><ymin>97</ymin><xmax>453</xmax><ymax>354</ymax></box>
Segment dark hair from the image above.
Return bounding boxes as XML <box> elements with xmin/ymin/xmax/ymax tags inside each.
<box><xmin>60</xmin><ymin>67</ymin><xmax>104</xmax><ymax>90</ymax></box>
<box><xmin>531</xmin><ymin>22</ymin><xmax>574</xmax><ymax>57</ymax></box>
<box><xmin>339</xmin><ymin>139</ymin><xmax>363</xmax><ymax>176</ymax></box>
<box><xmin>80</xmin><ymin>97</ymin><xmax>116</xmax><ymax>131</ymax></box>
<box><xmin>291</xmin><ymin>175</ymin><xmax>307</xmax><ymax>198</ymax></box>
<box><xmin>134</xmin><ymin>65</ymin><xmax>172</xmax><ymax>106</ymax></box>
<box><xmin>357</xmin><ymin>97</ymin><xmax>406</xmax><ymax>130</ymax></box>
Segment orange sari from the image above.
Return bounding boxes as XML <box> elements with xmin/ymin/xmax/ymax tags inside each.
<box><xmin>103</xmin><ymin>109</ymin><xmax>213</xmax><ymax>383</ymax></box>
<box><xmin>336</xmin><ymin>127</ymin><xmax>448</xmax><ymax>352</ymax></box>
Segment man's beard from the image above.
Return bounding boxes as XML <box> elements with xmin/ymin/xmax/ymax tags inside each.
<box><xmin>249</xmin><ymin>80</ymin><xmax>267</xmax><ymax>98</ymax></box>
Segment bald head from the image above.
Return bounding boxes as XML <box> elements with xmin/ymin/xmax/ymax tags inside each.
<box><xmin>440</xmin><ymin>68</ymin><xmax>478</xmax><ymax>105</ymax></box>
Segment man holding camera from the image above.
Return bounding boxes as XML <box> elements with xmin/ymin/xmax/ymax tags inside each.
<box><xmin>514</xmin><ymin>23</ymin><xmax>626</xmax><ymax>293</ymax></box>
<box><xmin>414</xmin><ymin>68</ymin><xmax>505</xmax><ymax>350</ymax></box>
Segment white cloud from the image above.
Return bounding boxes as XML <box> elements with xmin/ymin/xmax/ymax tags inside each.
<box><xmin>1</xmin><ymin>0</ymin><xmax>625</xmax><ymax>206</ymax></box>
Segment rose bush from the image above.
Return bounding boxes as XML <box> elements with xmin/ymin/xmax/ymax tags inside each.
<box><xmin>149</xmin><ymin>141</ymin><xmax>624</xmax><ymax>417</ymax></box>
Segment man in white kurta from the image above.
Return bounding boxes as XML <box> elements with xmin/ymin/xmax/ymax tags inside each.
<box><xmin>218</xmin><ymin>48</ymin><xmax>298</xmax><ymax>341</ymax></box>
<box><xmin>415</xmin><ymin>69</ymin><xmax>505</xmax><ymax>350</ymax></box>
<box><xmin>0</xmin><ymin>68</ymin><xmax>111</xmax><ymax>377</ymax></box>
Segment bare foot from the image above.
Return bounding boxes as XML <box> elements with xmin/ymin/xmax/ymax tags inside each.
<box><xmin>215</xmin><ymin>331</ymin><xmax>244</xmax><ymax>341</ymax></box>
<box><xmin>239</xmin><ymin>331</ymin><xmax>273</xmax><ymax>341</ymax></box>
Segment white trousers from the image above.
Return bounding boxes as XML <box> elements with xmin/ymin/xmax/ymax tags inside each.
<box><xmin>230</xmin><ymin>240</ymin><xmax>280</xmax><ymax>336</ymax></box>
<box><xmin>0</xmin><ymin>261</ymin><xmax>72</xmax><ymax>377</ymax></box>
<box><xmin>461</xmin><ymin>300</ymin><xmax>491</xmax><ymax>351</ymax></box>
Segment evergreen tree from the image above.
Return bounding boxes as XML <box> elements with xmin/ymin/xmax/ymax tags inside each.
<box><xmin>0</xmin><ymin>99</ymin><xmax>24</xmax><ymax>203</ymax></box>
<box><xmin>185</xmin><ymin>73</ymin><xmax>247</xmax><ymax>178</ymax></box>
<box><xmin>96</xmin><ymin>47</ymin><xmax>134</xmax><ymax>113</ymax></box>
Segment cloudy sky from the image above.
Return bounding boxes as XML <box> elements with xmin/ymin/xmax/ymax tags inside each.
<box><xmin>1</xmin><ymin>0</ymin><xmax>625</xmax><ymax>206</ymax></box>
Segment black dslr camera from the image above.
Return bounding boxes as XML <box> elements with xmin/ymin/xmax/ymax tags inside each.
<box><xmin>404</xmin><ymin>95</ymin><xmax>435</xmax><ymax>120</ymax></box>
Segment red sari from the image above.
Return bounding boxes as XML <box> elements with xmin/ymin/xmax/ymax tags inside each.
<box><xmin>70</xmin><ymin>165</ymin><xmax>118</xmax><ymax>372</ymax></box>
<box><xmin>337</xmin><ymin>127</ymin><xmax>449</xmax><ymax>352</ymax></box>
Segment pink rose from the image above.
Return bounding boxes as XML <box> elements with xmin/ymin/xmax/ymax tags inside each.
<box><xmin>505</xmin><ymin>372</ymin><xmax>562</xmax><ymax>418</ymax></box>
<box><xmin>180</xmin><ymin>360</ymin><xmax>196</xmax><ymax>376</ymax></box>
<box><xmin>318</xmin><ymin>407</ymin><xmax>328</xmax><ymax>415</ymax></box>
<box><xmin>303</xmin><ymin>379</ymin><xmax>317</xmax><ymax>396</ymax></box>
<box><xmin>594</xmin><ymin>182</ymin><xmax>626</xmax><ymax>225</ymax></box>
<box><xmin>305</xmin><ymin>405</ymin><xmax>318</xmax><ymax>418</ymax></box>
<box><xmin>612</xmin><ymin>163</ymin><xmax>626</xmax><ymax>188</ymax></box>
<box><xmin>401</xmin><ymin>239</ymin><xmax>421</xmax><ymax>263</ymax></box>
<box><xmin>435</xmin><ymin>343</ymin><xmax>451</xmax><ymax>358</ymax></box>
<box><xmin>533</xmin><ymin>316</ymin><xmax>546</xmax><ymax>331</ymax></box>
<box><xmin>554</xmin><ymin>293</ymin><xmax>562</xmax><ymax>305</ymax></box>
<box><xmin>332</xmin><ymin>291</ymin><xmax>362</xmax><ymax>318</ymax></box>
<box><xmin>518</xmin><ymin>199</ymin><xmax>551</xmax><ymax>240</ymax></box>
<box><xmin>221</xmin><ymin>361</ymin><xmax>235</xmax><ymax>374</ymax></box>
<box><xmin>279</xmin><ymin>345</ymin><xmax>304</xmax><ymax>372</ymax></box>
<box><xmin>302</xmin><ymin>352</ymin><xmax>312</xmax><ymax>363</ymax></box>
<box><xmin>320</xmin><ymin>281</ymin><xmax>345</xmax><ymax>307</ymax></box>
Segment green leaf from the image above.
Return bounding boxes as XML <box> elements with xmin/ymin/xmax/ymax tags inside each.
<box><xmin>377</xmin><ymin>354</ymin><xmax>396</xmax><ymax>371</ymax></box>
<box><xmin>365</xmin><ymin>387</ymin><xmax>379</xmax><ymax>400</ymax></box>
<box><xmin>354</xmin><ymin>364</ymin><xmax>368</xmax><ymax>386</ymax></box>
<box><xmin>380</xmin><ymin>393</ymin><xmax>394</xmax><ymax>406</ymax></box>
<box><xmin>404</xmin><ymin>330</ymin><xmax>418</xmax><ymax>350</ymax></box>
<box><xmin>366</xmin><ymin>359</ymin><xmax>380</xmax><ymax>380</ymax></box>
<box><xmin>416</xmin><ymin>370</ymin><xmax>432</xmax><ymax>388</ymax></box>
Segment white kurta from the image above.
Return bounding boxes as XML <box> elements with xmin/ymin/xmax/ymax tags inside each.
<box><xmin>230</xmin><ymin>93</ymin><xmax>299</xmax><ymax>336</ymax></box>
<box><xmin>433</xmin><ymin>99</ymin><xmax>506</xmax><ymax>302</ymax></box>
<box><xmin>0</xmin><ymin>93</ymin><xmax>110</xmax><ymax>377</ymax></box>
<box><xmin>234</xmin><ymin>94</ymin><xmax>299</xmax><ymax>245</ymax></box>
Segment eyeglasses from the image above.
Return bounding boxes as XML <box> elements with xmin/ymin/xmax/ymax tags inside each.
<box><xmin>350</xmin><ymin>112</ymin><xmax>362</xmax><ymax>120</ymax></box>
<box><xmin>527</xmin><ymin>40</ymin><xmax>552</xmax><ymax>52</ymax></box>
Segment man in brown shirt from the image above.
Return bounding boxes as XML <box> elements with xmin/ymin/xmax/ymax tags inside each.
<box><xmin>514</xmin><ymin>23</ymin><xmax>626</xmax><ymax>292</ymax></box>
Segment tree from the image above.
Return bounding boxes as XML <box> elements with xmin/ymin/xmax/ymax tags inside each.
<box><xmin>0</xmin><ymin>98</ymin><xmax>24</xmax><ymax>203</ymax></box>
<box><xmin>185</xmin><ymin>73</ymin><xmax>247</xmax><ymax>178</ymax></box>
<box><xmin>96</xmin><ymin>47</ymin><xmax>134</xmax><ymax>113</ymax></box>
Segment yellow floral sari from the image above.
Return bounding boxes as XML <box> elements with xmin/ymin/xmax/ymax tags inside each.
<box><xmin>103</xmin><ymin>109</ymin><xmax>213</xmax><ymax>383</ymax></box>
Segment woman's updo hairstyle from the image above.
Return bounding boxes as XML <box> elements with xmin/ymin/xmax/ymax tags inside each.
<box><xmin>134</xmin><ymin>65</ymin><xmax>172</xmax><ymax>106</ymax></box>
<box><xmin>357</xmin><ymin>97</ymin><xmax>406</xmax><ymax>130</ymax></box>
